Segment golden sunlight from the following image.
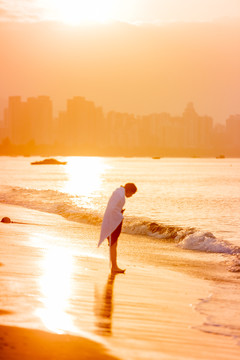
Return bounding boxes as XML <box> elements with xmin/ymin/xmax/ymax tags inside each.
<box><xmin>63</xmin><ymin>157</ymin><xmax>108</xmax><ymax>197</ymax></box>
<box><xmin>36</xmin><ymin>247</ymin><xmax>77</xmax><ymax>334</ymax></box>
<box><xmin>41</xmin><ymin>0</ymin><xmax>115</xmax><ymax>25</ymax></box>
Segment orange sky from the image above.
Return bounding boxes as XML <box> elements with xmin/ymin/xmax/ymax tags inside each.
<box><xmin>0</xmin><ymin>1</ymin><xmax>240</xmax><ymax>123</ymax></box>
<box><xmin>1</xmin><ymin>0</ymin><xmax>240</xmax><ymax>23</ymax></box>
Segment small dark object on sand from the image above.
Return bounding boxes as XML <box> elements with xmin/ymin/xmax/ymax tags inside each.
<box><xmin>1</xmin><ymin>217</ymin><xmax>11</xmax><ymax>223</ymax></box>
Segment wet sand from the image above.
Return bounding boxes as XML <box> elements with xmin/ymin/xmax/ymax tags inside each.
<box><xmin>0</xmin><ymin>325</ymin><xmax>119</xmax><ymax>360</ymax></box>
<box><xmin>0</xmin><ymin>203</ymin><xmax>240</xmax><ymax>360</ymax></box>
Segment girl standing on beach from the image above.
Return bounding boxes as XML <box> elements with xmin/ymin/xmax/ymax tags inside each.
<box><xmin>98</xmin><ymin>183</ymin><xmax>137</xmax><ymax>273</ymax></box>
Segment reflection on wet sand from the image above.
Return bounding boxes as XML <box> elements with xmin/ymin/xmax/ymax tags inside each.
<box><xmin>36</xmin><ymin>246</ymin><xmax>77</xmax><ymax>334</ymax></box>
<box><xmin>94</xmin><ymin>274</ymin><xmax>118</xmax><ymax>336</ymax></box>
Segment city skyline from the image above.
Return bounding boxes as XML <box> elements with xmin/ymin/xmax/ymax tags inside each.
<box><xmin>1</xmin><ymin>1</ymin><xmax>240</xmax><ymax>124</ymax></box>
<box><xmin>1</xmin><ymin>94</ymin><xmax>239</xmax><ymax>157</ymax></box>
<box><xmin>1</xmin><ymin>91</ymin><xmax>240</xmax><ymax>125</ymax></box>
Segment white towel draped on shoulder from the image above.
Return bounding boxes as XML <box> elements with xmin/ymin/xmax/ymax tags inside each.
<box><xmin>98</xmin><ymin>187</ymin><xmax>125</xmax><ymax>247</ymax></box>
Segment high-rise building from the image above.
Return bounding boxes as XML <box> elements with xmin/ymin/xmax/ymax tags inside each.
<box><xmin>0</xmin><ymin>108</ymin><xmax>9</xmax><ymax>142</ymax></box>
<box><xmin>57</xmin><ymin>96</ymin><xmax>104</xmax><ymax>152</ymax></box>
<box><xmin>105</xmin><ymin>111</ymin><xmax>139</xmax><ymax>152</ymax></box>
<box><xmin>5</xmin><ymin>96</ymin><xmax>53</xmax><ymax>145</ymax></box>
<box><xmin>6</xmin><ymin>96</ymin><xmax>27</xmax><ymax>144</ymax></box>
<box><xmin>182</xmin><ymin>102</ymin><xmax>213</xmax><ymax>151</ymax></box>
<box><xmin>226</xmin><ymin>115</ymin><xmax>240</xmax><ymax>153</ymax></box>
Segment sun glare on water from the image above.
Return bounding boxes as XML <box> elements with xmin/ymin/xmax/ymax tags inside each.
<box><xmin>63</xmin><ymin>157</ymin><xmax>109</xmax><ymax>197</ymax></box>
<box><xmin>41</xmin><ymin>0</ymin><xmax>115</xmax><ymax>25</ymax></box>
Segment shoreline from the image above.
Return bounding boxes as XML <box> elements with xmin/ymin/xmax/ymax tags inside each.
<box><xmin>0</xmin><ymin>203</ymin><xmax>240</xmax><ymax>360</ymax></box>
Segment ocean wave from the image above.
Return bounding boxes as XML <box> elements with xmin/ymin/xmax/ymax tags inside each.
<box><xmin>0</xmin><ymin>186</ymin><xmax>103</xmax><ymax>225</ymax></box>
<box><xmin>1</xmin><ymin>186</ymin><xmax>239</xmax><ymax>255</ymax></box>
<box><xmin>178</xmin><ymin>231</ymin><xmax>239</xmax><ymax>254</ymax></box>
<box><xmin>123</xmin><ymin>219</ymin><xmax>239</xmax><ymax>254</ymax></box>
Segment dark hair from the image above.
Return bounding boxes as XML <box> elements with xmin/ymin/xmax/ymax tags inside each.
<box><xmin>124</xmin><ymin>183</ymin><xmax>137</xmax><ymax>194</ymax></box>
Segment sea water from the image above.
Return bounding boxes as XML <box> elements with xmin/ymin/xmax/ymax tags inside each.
<box><xmin>0</xmin><ymin>156</ymin><xmax>239</xmax><ymax>250</ymax></box>
<box><xmin>0</xmin><ymin>156</ymin><xmax>240</xmax><ymax>353</ymax></box>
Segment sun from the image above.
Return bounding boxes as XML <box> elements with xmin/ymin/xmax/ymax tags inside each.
<box><xmin>41</xmin><ymin>0</ymin><xmax>115</xmax><ymax>25</ymax></box>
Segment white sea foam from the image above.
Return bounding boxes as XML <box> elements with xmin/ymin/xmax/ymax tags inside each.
<box><xmin>178</xmin><ymin>232</ymin><xmax>236</xmax><ymax>254</ymax></box>
<box><xmin>227</xmin><ymin>255</ymin><xmax>240</xmax><ymax>272</ymax></box>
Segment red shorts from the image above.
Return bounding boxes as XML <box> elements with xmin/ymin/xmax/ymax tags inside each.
<box><xmin>108</xmin><ymin>221</ymin><xmax>123</xmax><ymax>246</ymax></box>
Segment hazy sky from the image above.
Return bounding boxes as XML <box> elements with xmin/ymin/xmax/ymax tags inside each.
<box><xmin>0</xmin><ymin>1</ymin><xmax>240</xmax><ymax>123</ymax></box>
<box><xmin>1</xmin><ymin>0</ymin><xmax>240</xmax><ymax>23</ymax></box>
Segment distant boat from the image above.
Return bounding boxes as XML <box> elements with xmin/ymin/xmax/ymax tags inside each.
<box><xmin>31</xmin><ymin>158</ymin><xmax>67</xmax><ymax>165</ymax></box>
<box><xmin>216</xmin><ymin>155</ymin><xmax>225</xmax><ymax>159</ymax></box>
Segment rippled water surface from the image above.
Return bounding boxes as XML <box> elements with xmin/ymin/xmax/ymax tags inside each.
<box><xmin>0</xmin><ymin>156</ymin><xmax>239</xmax><ymax>248</ymax></box>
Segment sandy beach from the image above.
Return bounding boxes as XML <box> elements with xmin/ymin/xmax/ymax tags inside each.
<box><xmin>0</xmin><ymin>203</ymin><xmax>240</xmax><ymax>360</ymax></box>
<box><xmin>0</xmin><ymin>325</ymin><xmax>119</xmax><ymax>360</ymax></box>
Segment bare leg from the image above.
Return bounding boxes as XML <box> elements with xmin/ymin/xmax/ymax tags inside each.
<box><xmin>109</xmin><ymin>241</ymin><xmax>125</xmax><ymax>273</ymax></box>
